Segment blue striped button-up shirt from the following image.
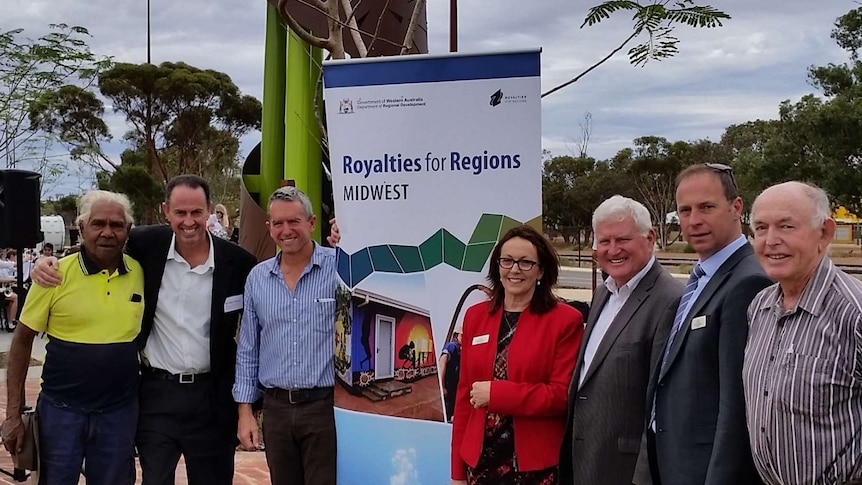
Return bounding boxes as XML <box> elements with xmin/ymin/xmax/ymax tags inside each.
<box><xmin>233</xmin><ymin>243</ymin><xmax>337</xmax><ymax>403</ymax></box>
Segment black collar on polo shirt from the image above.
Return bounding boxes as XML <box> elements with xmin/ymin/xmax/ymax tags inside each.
<box><xmin>77</xmin><ymin>247</ymin><xmax>130</xmax><ymax>276</ymax></box>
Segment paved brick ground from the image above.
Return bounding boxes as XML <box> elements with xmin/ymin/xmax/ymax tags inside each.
<box><xmin>0</xmin><ymin>378</ymin><xmax>271</xmax><ymax>484</ymax></box>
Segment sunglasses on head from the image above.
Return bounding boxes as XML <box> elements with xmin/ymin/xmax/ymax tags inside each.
<box><xmin>705</xmin><ymin>163</ymin><xmax>738</xmax><ymax>191</ymax></box>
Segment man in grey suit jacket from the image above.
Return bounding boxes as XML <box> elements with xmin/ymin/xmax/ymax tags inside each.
<box><xmin>560</xmin><ymin>196</ymin><xmax>683</xmax><ymax>485</ymax></box>
<box><xmin>642</xmin><ymin>164</ymin><xmax>771</xmax><ymax>485</ymax></box>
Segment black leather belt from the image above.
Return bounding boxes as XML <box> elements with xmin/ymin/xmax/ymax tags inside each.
<box><xmin>262</xmin><ymin>386</ymin><xmax>333</xmax><ymax>405</ymax></box>
<box><xmin>142</xmin><ymin>367</ymin><xmax>211</xmax><ymax>384</ymax></box>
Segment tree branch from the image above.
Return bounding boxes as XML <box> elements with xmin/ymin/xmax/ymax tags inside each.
<box><xmin>400</xmin><ymin>0</ymin><xmax>426</xmax><ymax>55</ymax></box>
<box><xmin>97</xmin><ymin>150</ymin><xmax>119</xmax><ymax>171</ymax></box>
<box><xmin>285</xmin><ymin>0</ymin><xmax>407</xmax><ymax>52</ymax></box>
<box><xmin>278</xmin><ymin>0</ymin><xmax>332</xmax><ymax>50</ymax></box>
<box><xmin>366</xmin><ymin>0</ymin><xmax>392</xmax><ymax>55</ymax></box>
<box><xmin>325</xmin><ymin>0</ymin><xmax>346</xmax><ymax>59</ymax></box>
<box><xmin>340</xmin><ymin>0</ymin><xmax>368</xmax><ymax>57</ymax></box>
<box><xmin>314</xmin><ymin>54</ymin><xmax>329</xmax><ymax>149</ymax></box>
<box><xmin>542</xmin><ymin>28</ymin><xmax>641</xmax><ymax>98</ymax></box>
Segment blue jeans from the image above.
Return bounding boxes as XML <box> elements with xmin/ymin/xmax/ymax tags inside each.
<box><xmin>37</xmin><ymin>396</ymin><xmax>138</xmax><ymax>485</ymax></box>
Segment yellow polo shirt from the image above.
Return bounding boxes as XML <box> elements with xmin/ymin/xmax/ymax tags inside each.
<box><xmin>20</xmin><ymin>249</ymin><xmax>144</xmax><ymax>412</ymax></box>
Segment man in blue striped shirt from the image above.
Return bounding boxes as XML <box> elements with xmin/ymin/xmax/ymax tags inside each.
<box><xmin>233</xmin><ymin>186</ymin><xmax>337</xmax><ymax>485</ymax></box>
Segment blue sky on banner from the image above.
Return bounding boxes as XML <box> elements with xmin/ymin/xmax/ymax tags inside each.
<box><xmin>3</xmin><ymin>0</ymin><xmax>854</xmax><ymax>195</ymax></box>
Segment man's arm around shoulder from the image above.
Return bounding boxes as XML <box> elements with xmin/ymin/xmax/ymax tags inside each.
<box><xmin>125</xmin><ymin>224</ymin><xmax>177</xmax><ymax>263</ymax></box>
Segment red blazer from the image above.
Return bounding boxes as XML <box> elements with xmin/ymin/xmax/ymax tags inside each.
<box><xmin>450</xmin><ymin>300</ymin><xmax>584</xmax><ymax>479</ymax></box>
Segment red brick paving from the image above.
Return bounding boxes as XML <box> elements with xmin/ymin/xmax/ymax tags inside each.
<box><xmin>0</xmin><ymin>378</ymin><xmax>271</xmax><ymax>484</ymax></box>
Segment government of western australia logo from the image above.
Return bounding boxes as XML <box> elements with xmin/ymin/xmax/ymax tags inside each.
<box><xmin>490</xmin><ymin>89</ymin><xmax>503</xmax><ymax>107</ymax></box>
<box><xmin>338</xmin><ymin>98</ymin><xmax>354</xmax><ymax>114</ymax></box>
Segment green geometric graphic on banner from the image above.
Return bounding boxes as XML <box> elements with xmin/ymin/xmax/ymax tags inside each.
<box><xmin>390</xmin><ymin>245</ymin><xmax>424</xmax><ymax>273</ymax></box>
<box><xmin>442</xmin><ymin>230</ymin><xmax>466</xmax><ymax>268</ymax></box>
<box><xmin>418</xmin><ymin>230</ymin><xmax>444</xmax><ymax>269</ymax></box>
<box><xmin>368</xmin><ymin>245</ymin><xmax>401</xmax><ymax>272</ymax></box>
<box><xmin>463</xmin><ymin>242</ymin><xmax>497</xmax><ymax>272</ymax></box>
<box><xmin>336</xmin><ymin>213</ymin><xmax>532</xmax><ymax>286</ymax></box>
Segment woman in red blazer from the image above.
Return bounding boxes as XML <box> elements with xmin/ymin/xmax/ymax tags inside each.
<box><xmin>450</xmin><ymin>225</ymin><xmax>584</xmax><ymax>485</ymax></box>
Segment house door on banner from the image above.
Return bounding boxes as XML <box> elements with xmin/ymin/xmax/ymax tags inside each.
<box><xmin>376</xmin><ymin>315</ymin><xmax>396</xmax><ymax>379</ymax></box>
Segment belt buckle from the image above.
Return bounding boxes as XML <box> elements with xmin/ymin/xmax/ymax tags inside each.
<box><xmin>288</xmin><ymin>389</ymin><xmax>298</xmax><ymax>404</ymax></box>
<box><xmin>178</xmin><ymin>373</ymin><xmax>195</xmax><ymax>384</ymax></box>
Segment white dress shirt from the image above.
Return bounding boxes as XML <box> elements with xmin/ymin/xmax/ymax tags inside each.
<box><xmin>579</xmin><ymin>257</ymin><xmax>656</xmax><ymax>387</ymax></box>
<box><xmin>143</xmin><ymin>234</ymin><xmax>215</xmax><ymax>374</ymax></box>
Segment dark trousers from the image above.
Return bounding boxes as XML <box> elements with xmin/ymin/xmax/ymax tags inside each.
<box><xmin>263</xmin><ymin>393</ymin><xmax>337</xmax><ymax>485</ymax></box>
<box><xmin>37</xmin><ymin>396</ymin><xmax>137</xmax><ymax>485</ymax></box>
<box><xmin>136</xmin><ymin>376</ymin><xmax>235</xmax><ymax>485</ymax></box>
<box><xmin>444</xmin><ymin>388</ymin><xmax>457</xmax><ymax>422</ymax></box>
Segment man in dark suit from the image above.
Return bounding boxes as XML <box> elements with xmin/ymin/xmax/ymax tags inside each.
<box><xmin>641</xmin><ymin>164</ymin><xmax>771</xmax><ymax>485</ymax></box>
<box><xmin>560</xmin><ymin>195</ymin><xmax>682</xmax><ymax>485</ymax></box>
<box><xmin>129</xmin><ymin>175</ymin><xmax>257</xmax><ymax>485</ymax></box>
<box><xmin>32</xmin><ymin>175</ymin><xmax>257</xmax><ymax>485</ymax></box>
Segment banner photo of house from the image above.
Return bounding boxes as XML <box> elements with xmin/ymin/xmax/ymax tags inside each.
<box><xmin>324</xmin><ymin>49</ymin><xmax>541</xmax><ymax>484</ymax></box>
<box><xmin>335</xmin><ymin>287</ymin><xmax>441</xmax><ymax>420</ymax></box>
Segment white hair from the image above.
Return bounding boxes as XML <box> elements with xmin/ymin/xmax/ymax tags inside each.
<box><xmin>751</xmin><ymin>181</ymin><xmax>830</xmax><ymax>229</ymax></box>
<box><xmin>804</xmin><ymin>183</ymin><xmax>831</xmax><ymax>228</ymax></box>
<box><xmin>76</xmin><ymin>190</ymin><xmax>134</xmax><ymax>227</ymax></box>
<box><xmin>592</xmin><ymin>195</ymin><xmax>653</xmax><ymax>234</ymax></box>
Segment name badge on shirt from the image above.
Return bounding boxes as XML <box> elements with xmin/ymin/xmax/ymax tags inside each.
<box><xmin>472</xmin><ymin>334</ymin><xmax>490</xmax><ymax>345</ymax></box>
<box><xmin>691</xmin><ymin>315</ymin><xmax>707</xmax><ymax>330</ymax></box>
<box><xmin>224</xmin><ymin>294</ymin><xmax>243</xmax><ymax>313</ymax></box>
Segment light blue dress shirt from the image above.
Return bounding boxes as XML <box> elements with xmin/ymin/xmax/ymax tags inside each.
<box><xmin>233</xmin><ymin>243</ymin><xmax>337</xmax><ymax>403</ymax></box>
<box><xmin>675</xmin><ymin>234</ymin><xmax>748</xmax><ymax>325</ymax></box>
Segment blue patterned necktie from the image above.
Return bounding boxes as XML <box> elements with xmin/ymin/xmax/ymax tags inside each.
<box><xmin>660</xmin><ymin>263</ymin><xmax>705</xmax><ymax>370</ymax></box>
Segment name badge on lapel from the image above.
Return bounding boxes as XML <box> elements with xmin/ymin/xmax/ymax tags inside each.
<box><xmin>691</xmin><ymin>315</ymin><xmax>707</xmax><ymax>330</ymax></box>
<box><xmin>224</xmin><ymin>294</ymin><xmax>243</xmax><ymax>312</ymax></box>
<box><xmin>472</xmin><ymin>334</ymin><xmax>490</xmax><ymax>345</ymax></box>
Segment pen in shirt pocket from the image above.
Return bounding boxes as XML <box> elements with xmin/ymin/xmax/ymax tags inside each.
<box><xmin>315</xmin><ymin>297</ymin><xmax>336</xmax><ymax>303</ymax></box>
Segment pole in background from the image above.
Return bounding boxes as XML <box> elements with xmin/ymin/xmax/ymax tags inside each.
<box><xmin>449</xmin><ymin>0</ymin><xmax>457</xmax><ymax>52</ymax></box>
<box><xmin>147</xmin><ymin>0</ymin><xmax>151</xmax><ymax>63</ymax></box>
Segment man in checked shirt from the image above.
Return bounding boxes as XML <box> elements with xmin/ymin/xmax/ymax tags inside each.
<box><xmin>744</xmin><ymin>181</ymin><xmax>862</xmax><ymax>485</ymax></box>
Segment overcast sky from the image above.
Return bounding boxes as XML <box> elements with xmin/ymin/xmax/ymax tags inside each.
<box><xmin>2</xmin><ymin>0</ymin><xmax>856</xmax><ymax>195</ymax></box>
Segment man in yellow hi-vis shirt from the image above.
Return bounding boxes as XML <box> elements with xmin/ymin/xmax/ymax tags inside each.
<box><xmin>1</xmin><ymin>190</ymin><xmax>144</xmax><ymax>484</ymax></box>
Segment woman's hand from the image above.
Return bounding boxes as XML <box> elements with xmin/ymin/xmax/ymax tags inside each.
<box><xmin>469</xmin><ymin>381</ymin><xmax>491</xmax><ymax>408</ymax></box>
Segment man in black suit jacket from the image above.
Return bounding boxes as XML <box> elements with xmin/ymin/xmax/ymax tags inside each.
<box><xmin>640</xmin><ymin>164</ymin><xmax>771</xmax><ymax>485</ymax></box>
<box><xmin>132</xmin><ymin>176</ymin><xmax>256</xmax><ymax>485</ymax></box>
<box><xmin>560</xmin><ymin>196</ymin><xmax>682</xmax><ymax>485</ymax></box>
<box><xmin>32</xmin><ymin>175</ymin><xmax>257</xmax><ymax>485</ymax></box>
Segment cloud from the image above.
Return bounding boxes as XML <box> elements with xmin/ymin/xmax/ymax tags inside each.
<box><xmin>390</xmin><ymin>448</ymin><xmax>420</xmax><ymax>485</ymax></box>
<box><xmin>514</xmin><ymin>0</ymin><xmax>852</xmax><ymax>158</ymax></box>
<box><xmin>4</xmin><ymin>0</ymin><xmax>859</xmax><ymax>192</ymax></box>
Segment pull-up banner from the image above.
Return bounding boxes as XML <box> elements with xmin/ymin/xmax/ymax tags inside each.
<box><xmin>324</xmin><ymin>49</ymin><xmax>541</xmax><ymax>484</ymax></box>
